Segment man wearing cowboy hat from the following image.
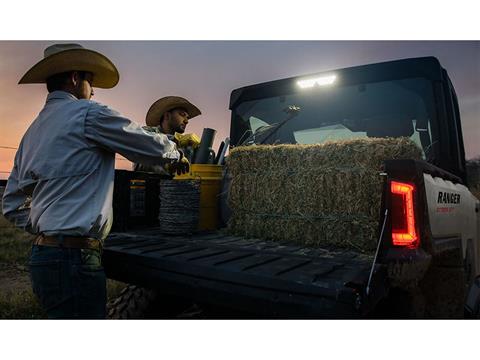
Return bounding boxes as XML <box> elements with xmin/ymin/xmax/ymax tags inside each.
<box><xmin>134</xmin><ymin>96</ymin><xmax>201</xmax><ymax>174</ymax></box>
<box><xmin>2</xmin><ymin>43</ymin><xmax>189</xmax><ymax>319</ymax></box>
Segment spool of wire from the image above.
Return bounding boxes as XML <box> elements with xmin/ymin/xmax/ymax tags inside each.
<box><xmin>159</xmin><ymin>180</ymin><xmax>200</xmax><ymax>235</ymax></box>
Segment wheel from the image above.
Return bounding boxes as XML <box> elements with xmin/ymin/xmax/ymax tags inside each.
<box><xmin>107</xmin><ymin>284</ymin><xmax>199</xmax><ymax>319</ymax></box>
<box><xmin>419</xmin><ymin>265</ymin><xmax>465</xmax><ymax>318</ymax></box>
<box><xmin>107</xmin><ymin>285</ymin><xmax>159</xmax><ymax>319</ymax></box>
<box><xmin>369</xmin><ymin>287</ymin><xmax>426</xmax><ymax>319</ymax></box>
<box><xmin>372</xmin><ymin>247</ymin><xmax>466</xmax><ymax>318</ymax></box>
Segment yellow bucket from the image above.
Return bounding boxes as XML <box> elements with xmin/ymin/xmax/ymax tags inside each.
<box><xmin>174</xmin><ymin>164</ymin><xmax>223</xmax><ymax>231</ymax></box>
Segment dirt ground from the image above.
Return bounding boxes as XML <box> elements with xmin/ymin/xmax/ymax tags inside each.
<box><xmin>0</xmin><ymin>262</ymin><xmax>45</xmax><ymax>319</ymax></box>
<box><xmin>0</xmin><ymin>263</ymin><xmax>31</xmax><ymax>293</ymax></box>
<box><xmin>0</xmin><ymin>213</ymin><xmax>126</xmax><ymax>319</ymax></box>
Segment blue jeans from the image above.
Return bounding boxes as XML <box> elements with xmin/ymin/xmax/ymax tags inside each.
<box><xmin>29</xmin><ymin>245</ymin><xmax>106</xmax><ymax>319</ymax></box>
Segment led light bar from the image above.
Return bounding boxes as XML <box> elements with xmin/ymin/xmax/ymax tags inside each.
<box><xmin>297</xmin><ymin>75</ymin><xmax>336</xmax><ymax>89</ymax></box>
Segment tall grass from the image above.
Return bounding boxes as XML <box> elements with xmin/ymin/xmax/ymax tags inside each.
<box><xmin>0</xmin><ymin>215</ymin><xmax>33</xmax><ymax>264</ymax></box>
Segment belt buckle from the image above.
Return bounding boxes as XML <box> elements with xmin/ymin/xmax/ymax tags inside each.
<box><xmin>34</xmin><ymin>234</ymin><xmax>44</xmax><ymax>246</ymax></box>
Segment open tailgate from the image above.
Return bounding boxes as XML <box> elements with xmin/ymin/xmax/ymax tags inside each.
<box><xmin>103</xmin><ymin>229</ymin><xmax>387</xmax><ymax>318</ymax></box>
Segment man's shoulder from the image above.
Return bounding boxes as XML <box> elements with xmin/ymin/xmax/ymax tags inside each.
<box><xmin>81</xmin><ymin>100</ymin><xmax>120</xmax><ymax>117</ymax></box>
<box><xmin>79</xmin><ymin>99</ymin><xmax>105</xmax><ymax>109</ymax></box>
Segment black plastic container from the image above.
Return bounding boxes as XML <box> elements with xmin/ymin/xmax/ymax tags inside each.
<box><xmin>112</xmin><ymin>170</ymin><xmax>170</xmax><ymax>231</ymax></box>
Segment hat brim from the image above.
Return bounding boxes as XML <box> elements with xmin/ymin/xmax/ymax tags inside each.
<box><xmin>18</xmin><ymin>48</ymin><xmax>119</xmax><ymax>89</ymax></box>
<box><xmin>146</xmin><ymin>97</ymin><xmax>201</xmax><ymax>126</ymax></box>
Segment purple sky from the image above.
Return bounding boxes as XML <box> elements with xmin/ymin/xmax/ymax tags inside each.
<box><xmin>0</xmin><ymin>41</ymin><xmax>478</xmax><ymax>178</ymax></box>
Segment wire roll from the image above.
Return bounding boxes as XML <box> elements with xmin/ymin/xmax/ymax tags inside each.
<box><xmin>159</xmin><ymin>180</ymin><xmax>200</xmax><ymax>235</ymax></box>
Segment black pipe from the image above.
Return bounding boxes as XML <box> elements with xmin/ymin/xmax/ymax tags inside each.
<box><xmin>194</xmin><ymin>128</ymin><xmax>216</xmax><ymax>164</ymax></box>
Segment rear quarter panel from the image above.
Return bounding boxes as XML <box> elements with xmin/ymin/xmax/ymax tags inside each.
<box><xmin>424</xmin><ymin>173</ymin><xmax>480</xmax><ymax>275</ymax></box>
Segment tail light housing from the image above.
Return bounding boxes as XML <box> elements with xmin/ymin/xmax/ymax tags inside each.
<box><xmin>390</xmin><ymin>181</ymin><xmax>419</xmax><ymax>248</ymax></box>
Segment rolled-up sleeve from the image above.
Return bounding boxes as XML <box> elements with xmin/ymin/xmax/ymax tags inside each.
<box><xmin>84</xmin><ymin>103</ymin><xmax>180</xmax><ymax>165</ymax></box>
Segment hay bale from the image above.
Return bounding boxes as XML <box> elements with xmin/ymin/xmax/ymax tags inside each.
<box><xmin>227</xmin><ymin>137</ymin><xmax>422</xmax><ymax>253</ymax></box>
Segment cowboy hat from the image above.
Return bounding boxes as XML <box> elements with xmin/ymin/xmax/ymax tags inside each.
<box><xmin>18</xmin><ymin>43</ymin><xmax>119</xmax><ymax>88</ymax></box>
<box><xmin>146</xmin><ymin>96</ymin><xmax>201</xmax><ymax>126</ymax></box>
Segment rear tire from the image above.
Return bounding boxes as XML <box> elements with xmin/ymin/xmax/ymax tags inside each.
<box><xmin>107</xmin><ymin>285</ymin><xmax>200</xmax><ymax>319</ymax></box>
<box><xmin>107</xmin><ymin>285</ymin><xmax>159</xmax><ymax>319</ymax></box>
<box><xmin>370</xmin><ymin>287</ymin><xmax>426</xmax><ymax>318</ymax></box>
<box><xmin>372</xmin><ymin>247</ymin><xmax>467</xmax><ymax>318</ymax></box>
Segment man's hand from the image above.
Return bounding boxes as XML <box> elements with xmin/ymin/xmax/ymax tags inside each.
<box><xmin>174</xmin><ymin>133</ymin><xmax>201</xmax><ymax>149</ymax></box>
<box><xmin>165</xmin><ymin>153</ymin><xmax>190</xmax><ymax>176</ymax></box>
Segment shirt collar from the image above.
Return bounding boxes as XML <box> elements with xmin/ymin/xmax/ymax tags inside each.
<box><xmin>46</xmin><ymin>91</ymin><xmax>79</xmax><ymax>102</ymax></box>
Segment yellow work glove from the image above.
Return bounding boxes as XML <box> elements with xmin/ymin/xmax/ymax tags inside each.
<box><xmin>174</xmin><ymin>133</ymin><xmax>201</xmax><ymax>149</ymax></box>
<box><xmin>165</xmin><ymin>152</ymin><xmax>190</xmax><ymax>176</ymax></box>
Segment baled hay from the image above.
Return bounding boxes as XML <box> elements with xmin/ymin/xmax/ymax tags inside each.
<box><xmin>227</xmin><ymin>137</ymin><xmax>422</xmax><ymax>253</ymax></box>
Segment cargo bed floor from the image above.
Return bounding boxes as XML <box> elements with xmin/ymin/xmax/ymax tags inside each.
<box><xmin>103</xmin><ymin>228</ymin><xmax>384</xmax><ymax>318</ymax></box>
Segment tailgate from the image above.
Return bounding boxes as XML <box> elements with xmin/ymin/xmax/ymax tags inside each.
<box><xmin>103</xmin><ymin>229</ymin><xmax>386</xmax><ymax>318</ymax></box>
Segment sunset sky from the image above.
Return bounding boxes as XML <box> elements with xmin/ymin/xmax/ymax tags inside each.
<box><xmin>0</xmin><ymin>0</ymin><xmax>479</xmax><ymax>353</ymax></box>
<box><xmin>0</xmin><ymin>41</ymin><xmax>478</xmax><ymax>179</ymax></box>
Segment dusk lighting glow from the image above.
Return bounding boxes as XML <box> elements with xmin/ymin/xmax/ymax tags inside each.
<box><xmin>297</xmin><ymin>75</ymin><xmax>336</xmax><ymax>88</ymax></box>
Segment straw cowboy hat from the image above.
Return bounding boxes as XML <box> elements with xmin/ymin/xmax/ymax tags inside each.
<box><xmin>146</xmin><ymin>96</ymin><xmax>201</xmax><ymax>126</ymax></box>
<box><xmin>19</xmin><ymin>43</ymin><xmax>119</xmax><ymax>88</ymax></box>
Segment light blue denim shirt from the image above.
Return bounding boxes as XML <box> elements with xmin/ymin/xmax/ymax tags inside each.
<box><xmin>2</xmin><ymin>91</ymin><xmax>180</xmax><ymax>240</ymax></box>
<box><xmin>132</xmin><ymin>126</ymin><xmax>174</xmax><ymax>175</ymax></box>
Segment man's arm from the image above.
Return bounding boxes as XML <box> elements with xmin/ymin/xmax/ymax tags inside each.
<box><xmin>2</xmin><ymin>161</ymin><xmax>32</xmax><ymax>231</ymax></box>
<box><xmin>84</xmin><ymin>102</ymin><xmax>181</xmax><ymax>165</ymax></box>
<box><xmin>131</xmin><ymin>126</ymin><xmax>171</xmax><ymax>174</ymax></box>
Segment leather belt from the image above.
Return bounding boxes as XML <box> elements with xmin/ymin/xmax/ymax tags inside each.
<box><xmin>34</xmin><ymin>234</ymin><xmax>101</xmax><ymax>251</ymax></box>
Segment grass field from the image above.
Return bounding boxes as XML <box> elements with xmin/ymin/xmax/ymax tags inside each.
<box><xmin>0</xmin><ymin>214</ymin><xmax>126</xmax><ymax>319</ymax></box>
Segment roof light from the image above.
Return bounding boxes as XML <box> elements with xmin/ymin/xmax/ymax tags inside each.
<box><xmin>297</xmin><ymin>75</ymin><xmax>336</xmax><ymax>89</ymax></box>
<box><xmin>390</xmin><ymin>181</ymin><xmax>419</xmax><ymax>248</ymax></box>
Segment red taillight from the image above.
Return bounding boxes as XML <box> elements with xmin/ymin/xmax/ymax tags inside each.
<box><xmin>390</xmin><ymin>181</ymin><xmax>418</xmax><ymax>248</ymax></box>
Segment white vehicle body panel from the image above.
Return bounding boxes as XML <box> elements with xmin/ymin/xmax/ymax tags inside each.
<box><xmin>424</xmin><ymin>173</ymin><xmax>480</xmax><ymax>275</ymax></box>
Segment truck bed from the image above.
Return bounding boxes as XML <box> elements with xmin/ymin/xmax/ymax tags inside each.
<box><xmin>102</xmin><ymin>229</ymin><xmax>387</xmax><ymax>318</ymax></box>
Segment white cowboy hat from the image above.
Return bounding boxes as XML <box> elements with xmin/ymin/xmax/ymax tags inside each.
<box><xmin>18</xmin><ymin>43</ymin><xmax>119</xmax><ymax>88</ymax></box>
<box><xmin>146</xmin><ymin>96</ymin><xmax>201</xmax><ymax>126</ymax></box>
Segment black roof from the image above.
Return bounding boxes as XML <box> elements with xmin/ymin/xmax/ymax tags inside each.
<box><xmin>229</xmin><ymin>56</ymin><xmax>443</xmax><ymax>109</ymax></box>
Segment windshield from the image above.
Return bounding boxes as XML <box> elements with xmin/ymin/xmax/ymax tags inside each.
<box><xmin>231</xmin><ymin>77</ymin><xmax>438</xmax><ymax>160</ymax></box>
